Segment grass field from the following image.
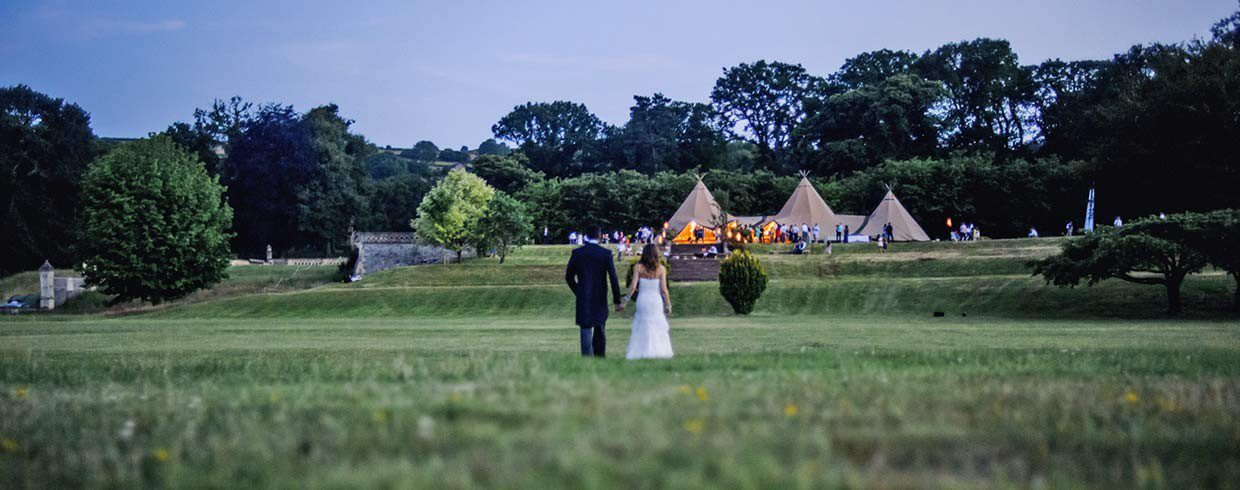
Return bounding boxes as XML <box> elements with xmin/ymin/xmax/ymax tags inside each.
<box><xmin>2</xmin><ymin>239</ymin><xmax>1238</xmax><ymax>488</ymax></box>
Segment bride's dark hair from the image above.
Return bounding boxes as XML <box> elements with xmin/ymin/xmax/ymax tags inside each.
<box><xmin>639</xmin><ymin>243</ymin><xmax>661</xmax><ymax>274</ymax></box>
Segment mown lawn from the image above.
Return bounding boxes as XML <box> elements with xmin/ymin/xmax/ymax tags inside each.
<box><xmin>2</xmin><ymin>316</ymin><xmax>1238</xmax><ymax>488</ymax></box>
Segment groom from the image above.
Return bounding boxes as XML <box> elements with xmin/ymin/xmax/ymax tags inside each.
<box><xmin>565</xmin><ymin>232</ymin><xmax>622</xmax><ymax>357</ymax></box>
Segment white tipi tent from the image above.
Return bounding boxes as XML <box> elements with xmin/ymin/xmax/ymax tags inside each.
<box><xmin>858</xmin><ymin>187</ymin><xmax>930</xmax><ymax>241</ymax></box>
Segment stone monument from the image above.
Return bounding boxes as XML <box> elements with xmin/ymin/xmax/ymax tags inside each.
<box><xmin>39</xmin><ymin>260</ymin><xmax>55</xmax><ymax>310</ymax></box>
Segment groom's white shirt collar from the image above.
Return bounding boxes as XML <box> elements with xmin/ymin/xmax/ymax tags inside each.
<box><xmin>586</xmin><ymin>238</ymin><xmax>599</xmax><ymax>244</ymax></box>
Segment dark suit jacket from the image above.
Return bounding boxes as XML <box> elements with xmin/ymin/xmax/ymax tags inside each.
<box><xmin>565</xmin><ymin>242</ymin><xmax>621</xmax><ymax>327</ymax></box>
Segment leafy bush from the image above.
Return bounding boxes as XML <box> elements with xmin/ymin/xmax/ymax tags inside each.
<box><xmin>718</xmin><ymin>250</ymin><xmax>768</xmax><ymax>314</ymax></box>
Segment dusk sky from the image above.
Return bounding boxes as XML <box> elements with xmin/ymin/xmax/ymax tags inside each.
<box><xmin>2</xmin><ymin>0</ymin><xmax>1234</xmax><ymax>149</ymax></box>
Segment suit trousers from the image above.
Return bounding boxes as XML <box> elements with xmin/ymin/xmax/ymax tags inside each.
<box><xmin>580</xmin><ymin>325</ymin><xmax>606</xmax><ymax>357</ymax></box>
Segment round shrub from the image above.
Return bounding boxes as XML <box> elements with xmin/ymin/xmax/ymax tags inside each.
<box><xmin>718</xmin><ymin>249</ymin><xmax>768</xmax><ymax>314</ymax></box>
<box><xmin>78</xmin><ymin>136</ymin><xmax>233</xmax><ymax>305</ymax></box>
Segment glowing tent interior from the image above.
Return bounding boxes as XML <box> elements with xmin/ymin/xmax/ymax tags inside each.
<box><xmin>666</xmin><ymin>176</ymin><xmax>725</xmax><ymax>244</ymax></box>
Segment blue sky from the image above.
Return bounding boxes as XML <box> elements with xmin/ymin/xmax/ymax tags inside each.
<box><xmin>1</xmin><ymin>0</ymin><xmax>1234</xmax><ymax>148</ymax></box>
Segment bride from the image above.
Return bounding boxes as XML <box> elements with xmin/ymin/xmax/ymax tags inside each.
<box><xmin>622</xmin><ymin>243</ymin><xmax>674</xmax><ymax>359</ymax></box>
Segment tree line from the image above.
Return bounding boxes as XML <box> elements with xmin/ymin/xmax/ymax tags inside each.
<box><xmin>2</xmin><ymin>7</ymin><xmax>1238</xmax><ymax>276</ymax></box>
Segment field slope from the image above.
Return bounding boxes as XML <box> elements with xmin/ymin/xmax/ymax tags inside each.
<box><xmin>1</xmin><ymin>239</ymin><xmax>1238</xmax><ymax>488</ymax></box>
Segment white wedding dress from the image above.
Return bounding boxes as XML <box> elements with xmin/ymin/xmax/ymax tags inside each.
<box><xmin>626</xmin><ymin>278</ymin><xmax>674</xmax><ymax>359</ymax></box>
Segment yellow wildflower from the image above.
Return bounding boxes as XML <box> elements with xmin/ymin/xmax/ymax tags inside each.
<box><xmin>695</xmin><ymin>387</ymin><xmax>709</xmax><ymax>401</ymax></box>
<box><xmin>1123</xmin><ymin>390</ymin><xmax>1140</xmax><ymax>405</ymax></box>
<box><xmin>268</xmin><ymin>392</ymin><xmax>281</xmax><ymax>403</ymax></box>
<box><xmin>372</xmin><ymin>409</ymin><xmax>388</xmax><ymax>424</ymax></box>
<box><xmin>683</xmin><ymin>419</ymin><xmax>704</xmax><ymax>435</ymax></box>
<box><xmin>153</xmin><ymin>448</ymin><xmax>170</xmax><ymax>462</ymax></box>
<box><xmin>676</xmin><ymin>385</ymin><xmax>692</xmax><ymax>395</ymax></box>
<box><xmin>1157</xmin><ymin>397</ymin><xmax>1180</xmax><ymax>413</ymax></box>
<box><xmin>784</xmin><ymin>404</ymin><xmax>799</xmax><ymax>417</ymax></box>
<box><xmin>1</xmin><ymin>439</ymin><xmax>18</xmax><ymax>453</ymax></box>
<box><xmin>16</xmin><ymin>388</ymin><xmax>25</xmax><ymax>398</ymax></box>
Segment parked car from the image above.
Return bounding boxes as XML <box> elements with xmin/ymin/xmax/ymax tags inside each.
<box><xmin>2</xmin><ymin>294</ymin><xmax>38</xmax><ymax>312</ymax></box>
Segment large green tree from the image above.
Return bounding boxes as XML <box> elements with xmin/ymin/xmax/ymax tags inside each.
<box><xmin>1169</xmin><ymin>210</ymin><xmax>1240</xmax><ymax>310</ymax></box>
<box><xmin>1031</xmin><ymin>216</ymin><xmax>1209</xmax><ymax>315</ymax></box>
<box><xmin>1071</xmin><ymin>34</ymin><xmax>1240</xmax><ymax>219</ymax></box>
<box><xmin>914</xmin><ymin>39</ymin><xmax>1036</xmax><ymax>153</ymax></box>
<box><xmin>78</xmin><ymin>136</ymin><xmax>233</xmax><ymax>305</ymax></box>
<box><xmin>492</xmin><ymin>101</ymin><xmax>604</xmax><ymax>177</ymax></box>
<box><xmin>795</xmin><ymin>74</ymin><xmax>944</xmax><ymax>175</ymax></box>
<box><xmin>475</xmin><ymin>191</ymin><xmax>533</xmax><ymax>264</ymax></box>
<box><xmin>413</xmin><ymin>169</ymin><xmax>495</xmax><ymax>262</ymax></box>
<box><xmin>297</xmin><ymin>104</ymin><xmax>373</xmax><ymax>255</ymax></box>
<box><xmin>604</xmin><ymin>93</ymin><xmax>726</xmax><ymax>174</ymax></box>
<box><xmin>0</xmin><ymin>85</ymin><xmax>99</xmax><ymax>275</ymax></box>
<box><xmin>471</xmin><ymin>152</ymin><xmax>543</xmax><ymax>193</ymax></box>
<box><xmin>710</xmin><ymin>60</ymin><xmax>822</xmax><ymax>171</ymax></box>
<box><xmin>362</xmin><ymin>173</ymin><xmax>430</xmax><ymax>232</ymax></box>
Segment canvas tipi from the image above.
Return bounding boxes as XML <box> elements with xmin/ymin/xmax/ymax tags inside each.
<box><xmin>668</xmin><ymin>176</ymin><xmax>725</xmax><ymax>243</ymax></box>
<box><xmin>771</xmin><ymin>172</ymin><xmax>839</xmax><ymax>230</ymax></box>
<box><xmin>859</xmin><ymin>188</ymin><xmax>930</xmax><ymax>241</ymax></box>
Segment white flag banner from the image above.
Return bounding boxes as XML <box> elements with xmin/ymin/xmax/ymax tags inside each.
<box><xmin>1084</xmin><ymin>187</ymin><xmax>1096</xmax><ymax>232</ymax></box>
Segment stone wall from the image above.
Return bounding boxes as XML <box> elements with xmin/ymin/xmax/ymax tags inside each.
<box><xmin>351</xmin><ymin>232</ymin><xmax>472</xmax><ymax>278</ymax></box>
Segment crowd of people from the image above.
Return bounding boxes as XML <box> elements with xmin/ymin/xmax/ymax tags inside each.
<box><xmin>951</xmin><ymin>222</ymin><xmax>981</xmax><ymax>241</ymax></box>
<box><xmin>562</xmin><ymin>219</ymin><xmax>906</xmax><ymax>259</ymax></box>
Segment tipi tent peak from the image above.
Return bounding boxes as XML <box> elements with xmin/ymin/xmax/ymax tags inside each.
<box><xmin>771</xmin><ymin>173</ymin><xmax>839</xmax><ymax>229</ymax></box>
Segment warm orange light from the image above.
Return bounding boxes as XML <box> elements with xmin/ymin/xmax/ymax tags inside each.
<box><xmin>946</xmin><ymin>218</ymin><xmax>953</xmax><ymax>228</ymax></box>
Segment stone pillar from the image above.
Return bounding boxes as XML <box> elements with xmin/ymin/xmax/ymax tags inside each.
<box><xmin>266</xmin><ymin>244</ymin><xmax>273</xmax><ymax>263</ymax></box>
<box><xmin>39</xmin><ymin>260</ymin><xmax>55</xmax><ymax>310</ymax></box>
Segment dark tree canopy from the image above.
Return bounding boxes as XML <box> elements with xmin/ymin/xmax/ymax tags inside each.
<box><xmin>401</xmin><ymin>140</ymin><xmax>440</xmax><ymax>162</ymax></box>
<box><xmin>438</xmin><ymin>147</ymin><xmax>470</xmax><ymax>163</ymax></box>
<box><xmin>710</xmin><ymin>60</ymin><xmax>822</xmax><ymax>172</ymax></box>
<box><xmin>832</xmin><ymin>49</ymin><xmax>919</xmax><ymax>89</ymax></box>
<box><xmin>223</xmin><ymin>104</ymin><xmax>315</xmax><ymax>256</ymax></box>
<box><xmin>1031</xmin><ymin>216</ymin><xmax>1210</xmax><ymax>315</ymax></box>
<box><xmin>476</xmin><ymin>138</ymin><xmax>511</xmax><ymax>156</ymax></box>
<box><xmin>492</xmin><ymin>101</ymin><xmax>604</xmax><ymax>177</ymax></box>
<box><xmin>297</xmin><ymin>104</ymin><xmax>373</xmax><ymax>255</ymax></box>
<box><xmin>913</xmin><ymin>39</ymin><xmax>1036</xmax><ymax>153</ymax></box>
<box><xmin>604</xmin><ymin>93</ymin><xmax>727</xmax><ymax>174</ymax></box>
<box><xmin>471</xmin><ymin>152</ymin><xmax>544</xmax><ymax>193</ymax></box>
<box><xmin>795</xmin><ymin>74</ymin><xmax>944</xmax><ymax>175</ymax></box>
<box><xmin>0</xmin><ymin>84</ymin><xmax>99</xmax><ymax>274</ymax></box>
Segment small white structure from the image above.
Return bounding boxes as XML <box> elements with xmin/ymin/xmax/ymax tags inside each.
<box><xmin>39</xmin><ymin>260</ymin><xmax>55</xmax><ymax>310</ymax></box>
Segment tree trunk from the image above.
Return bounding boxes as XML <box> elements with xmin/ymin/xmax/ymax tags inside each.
<box><xmin>456</xmin><ymin>249</ymin><xmax>463</xmax><ymax>264</ymax></box>
<box><xmin>1232</xmin><ymin>272</ymin><xmax>1239</xmax><ymax>312</ymax></box>
<box><xmin>1165</xmin><ymin>276</ymin><xmax>1184</xmax><ymax>316</ymax></box>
